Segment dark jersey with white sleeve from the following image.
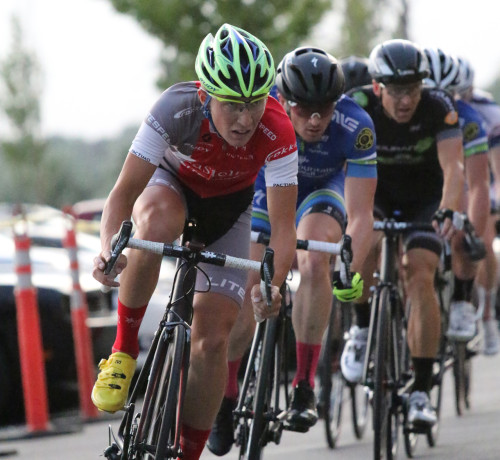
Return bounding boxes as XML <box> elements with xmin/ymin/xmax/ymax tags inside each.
<box><xmin>348</xmin><ymin>86</ymin><xmax>461</xmax><ymax>204</ymax></box>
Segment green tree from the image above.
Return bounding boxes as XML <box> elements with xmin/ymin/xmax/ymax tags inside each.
<box><xmin>109</xmin><ymin>0</ymin><xmax>332</xmax><ymax>89</ymax></box>
<box><xmin>487</xmin><ymin>74</ymin><xmax>500</xmax><ymax>104</ymax></box>
<box><xmin>337</xmin><ymin>0</ymin><xmax>410</xmax><ymax>58</ymax></box>
<box><xmin>0</xmin><ymin>16</ymin><xmax>47</xmax><ymax>204</ymax></box>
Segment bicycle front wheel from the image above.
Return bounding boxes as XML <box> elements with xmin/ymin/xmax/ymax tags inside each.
<box><xmin>246</xmin><ymin>316</ymin><xmax>278</xmax><ymax>460</ymax></box>
<box><xmin>350</xmin><ymin>382</ymin><xmax>369</xmax><ymax>439</ymax></box>
<box><xmin>372</xmin><ymin>286</ymin><xmax>398</xmax><ymax>460</ymax></box>
<box><xmin>136</xmin><ymin>325</ymin><xmax>188</xmax><ymax>460</ymax></box>
<box><xmin>453</xmin><ymin>341</ymin><xmax>469</xmax><ymax>416</ymax></box>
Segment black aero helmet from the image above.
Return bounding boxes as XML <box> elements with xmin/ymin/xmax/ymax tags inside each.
<box><xmin>276</xmin><ymin>47</ymin><xmax>345</xmax><ymax>105</ymax></box>
<box><xmin>369</xmin><ymin>39</ymin><xmax>429</xmax><ymax>85</ymax></box>
<box><xmin>340</xmin><ymin>56</ymin><xmax>371</xmax><ymax>91</ymax></box>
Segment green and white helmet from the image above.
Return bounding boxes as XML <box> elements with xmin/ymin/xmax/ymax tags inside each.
<box><xmin>195</xmin><ymin>24</ymin><xmax>275</xmax><ymax>100</ymax></box>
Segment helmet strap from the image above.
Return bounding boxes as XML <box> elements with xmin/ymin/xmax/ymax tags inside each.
<box><xmin>201</xmin><ymin>93</ymin><xmax>222</xmax><ymax>138</ymax></box>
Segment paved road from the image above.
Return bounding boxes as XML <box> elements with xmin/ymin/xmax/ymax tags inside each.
<box><xmin>1</xmin><ymin>353</ymin><xmax>499</xmax><ymax>459</ymax></box>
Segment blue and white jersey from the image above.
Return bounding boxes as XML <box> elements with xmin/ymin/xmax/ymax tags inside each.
<box><xmin>468</xmin><ymin>88</ymin><xmax>500</xmax><ymax>149</ymax></box>
<box><xmin>252</xmin><ymin>90</ymin><xmax>377</xmax><ymax>234</ymax></box>
<box><xmin>268</xmin><ymin>88</ymin><xmax>377</xmax><ymax>202</ymax></box>
<box><xmin>457</xmin><ymin>99</ymin><xmax>488</xmax><ymax>158</ymax></box>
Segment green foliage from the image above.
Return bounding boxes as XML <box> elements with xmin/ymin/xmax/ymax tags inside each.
<box><xmin>486</xmin><ymin>75</ymin><xmax>500</xmax><ymax>106</ymax></box>
<box><xmin>338</xmin><ymin>0</ymin><xmax>409</xmax><ymax>58</ymax></box>
<box><xmin>109</xmin><ymin>0</ymin><xmax>332</xmax><ymax>88</ymax></box>
<box><xmin>0</xmin><ymin>16</ymin><xmax>47</xmax><ymax>203</ymax></box>
<box><xmin>0</xmin><ymin>127</ymin><xmax>136</xmax><ymax>208</ymax></box>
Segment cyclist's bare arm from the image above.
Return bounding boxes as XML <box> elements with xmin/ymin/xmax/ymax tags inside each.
<box><xmin>436</xmin><ymin>135</ymin><xmax>465</xmax><ymax>238</ymax></box>
<box><xmin>93</xmin><ymin>154</ymin><xmax>157</xmax><ymax>286</ymax></box>
<box><xmin>251</xmin><ymin>184</ymin><xmax>297</xmax><ymax>320</ymax></box>
<box><xmin>344</xmin><ymin>175</ymin><xmax>376</xmax><ymax>272</ymax></box>
<box><xmin>266</xmin><ymin>184</ymin><xmax>297</xmax><ymax>285</ymax></box>
<box><xmin>465</xmin><ymin>153</ymin><xmax>490</xmax><ymax>236</ymax></box>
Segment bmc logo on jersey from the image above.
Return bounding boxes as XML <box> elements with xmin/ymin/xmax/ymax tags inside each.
<box><xmin>265</xmin><ymin>144</ymin><xmax>296</xmax><ymax>162</ymax></box>
<box><xmin>332</xmin><ymin>111</ymin><xmax>360</xmax><ymax>132</ymax></box>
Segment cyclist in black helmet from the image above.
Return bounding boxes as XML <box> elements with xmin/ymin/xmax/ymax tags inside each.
<box><xmin>348</xmin><ymin>38</ymin><xmax>465</xmax><ymax>428</ymax></box>
<box><xmin>207</xmin><ymin>46</ymin><xmax>377</xmax><ymax>455</ymax></box>
<box><xmin>340</xmin><ymin>55</ymin><xmax>372</xmax><ymax>92</ymax></box>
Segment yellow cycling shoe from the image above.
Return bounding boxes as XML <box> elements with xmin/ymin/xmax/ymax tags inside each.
<box><xmin>91</xmin><ymin>352</ymin><xmax>137</xmax><ymax>413</ymax></box>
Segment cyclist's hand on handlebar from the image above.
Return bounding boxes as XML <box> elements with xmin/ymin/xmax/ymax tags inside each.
<box><xmin>432</xmin><ymin>208</ymin><xmax>455</xmax><ymax>240</ymax></box>
<box><xmin>92</xmin><ymin>250</ymin><xmax>127</xmax><ymax>287</ymax></box>
<box><xmin>332</xmin><ymin>272</ymin><xmax>364</xmax><ymax>302</ymax></box>
<box><xmin>251</xmin><ymin>283</ymin><xmax>282</xmax><ymax>322</ymax></box>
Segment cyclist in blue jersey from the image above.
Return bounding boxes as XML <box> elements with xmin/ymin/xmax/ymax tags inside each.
<box><xmin>424</xmin><ymin>47</ymin><xmax>490</xmax><ymax>342</ymax></box>
<box><xmin>207</xmin><ymin>47</ymin><xmax>377</xmax><ymax>455</ymax></box>
<box><xmin>455</xmin><ymin>57</ymin><xmax>500</xmax><ymax>354</ymax></box>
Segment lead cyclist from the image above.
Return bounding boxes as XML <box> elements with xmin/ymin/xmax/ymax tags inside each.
<box><xmin>90</xmin><ymin>24</ymin><xmax>298</xmax><ymax>460</ymax></box>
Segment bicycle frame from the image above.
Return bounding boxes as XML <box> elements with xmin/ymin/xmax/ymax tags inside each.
<box><xmin>234</xmin><ymin>232</ymin><xmax>353</xmax><ymax>460</ymax></box>
<box><xmin>102</xmin><ymin>221</ymin><xmax>267</xmax><ymax>460</ymax></box>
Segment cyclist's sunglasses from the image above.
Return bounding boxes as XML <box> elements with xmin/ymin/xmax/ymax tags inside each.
<box><xmin>212</xmin><ymin>94</ymin><xmax>268</xmax><ymax>114</ymax></box>
<box><xmin>287</xmin><ymin>100</ymin><xmax>336</xmax><ymax>119</ymax></box>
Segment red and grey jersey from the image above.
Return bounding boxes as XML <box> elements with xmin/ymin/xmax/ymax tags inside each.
<box><xmin>129</xmin><ymin>81</ymin><xmax>298</xmax><ymax>198</ymax></box>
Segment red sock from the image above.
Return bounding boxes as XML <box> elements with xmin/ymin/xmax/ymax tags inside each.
<box><xmin>224</xmin><ymin>358</ymin><xmax>242</xmax><ymax>400</ymax></box>
<box><xmin>178</xmin><ymin>423</ymin><xmax>211</xmax><ymax>460</ymax></box>
<box><xmin>292</xmin><ymin>341</ymin><xmax>322</xmax><ymax>389</ymax></box>
<box><xmin>111</xmin><ymin>299</ymin><xmax>147</xmax><ymax>359</ymax></box>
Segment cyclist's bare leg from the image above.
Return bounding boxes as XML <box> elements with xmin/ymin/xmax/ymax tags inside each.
<box><xmin>451</xmin><ymin>230</ymin><xmax>478</xmax><ymax>282</ymax></box>
<box><xmin>183</xmin><ymin>291</ymin><xmax>239</xmax><ymax>429</ymax></box>
<box><xmin>119</xmin><ymin>185</ymin><xmax>186</xmax><ymax>308</ymax></box>
<box><xmin>227</xmin><ymin>243</ymin><xmax>265</xmax><ymax>361</ymax></box>
<box><xmin>293</xmin><ymin>213</ymin><xmax>342</xmax><ymax>345</ymax></box>
<box><xmin>476</xmin><ymin>214</ymin><xmax>498</xmax><ymax>320</ymax></box>
<box><xmin>404</xmin><ymin>248</ymin><xmax>441</xmax><ymax>357</ymax></box>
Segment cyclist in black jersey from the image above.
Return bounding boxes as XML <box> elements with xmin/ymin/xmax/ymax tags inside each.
<box><xmin>348</xmin><ymin>39</ymin><xmax>465</xmax><ymax>427</ymax></box>
<box><xmin>91</xmin><ymin>24</ymin><xmax>298</xmax><ymax>460</ymax></box>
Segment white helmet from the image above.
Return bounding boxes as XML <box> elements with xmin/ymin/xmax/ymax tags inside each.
<box><xmin>455</xmin><ymin>57</ymin><xmax>475</xmax><ymax>93</ymax></box>
<box><xmin>423</xmin><ymin>47</ymin><xmax>460</xmax><ymax>90</ymax></box>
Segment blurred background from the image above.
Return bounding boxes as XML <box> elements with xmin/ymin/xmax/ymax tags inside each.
<box><xmin>0</xmin><ymin>0</ymin><xmax>499</xmax><ymax>207</ymax></box>
<box><xmin>0</xmin><ymin>0</ymin><xmax>499</xmax><ymax>430</ymax></box>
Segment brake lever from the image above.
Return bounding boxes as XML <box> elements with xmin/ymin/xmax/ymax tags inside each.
<box><xmin>340</xmin><ymin>234</ymin><xmax>353</xmax><ymax>287</ymax></box>
<box><xmin>104</xmin><ymin>220</ymin><xmax>133</xmax><ymax>275</ymax></box>
<box><xmin>255</xmin><ymin>247</ymin><xmax>275</xmax><ymax>323</ymax></box>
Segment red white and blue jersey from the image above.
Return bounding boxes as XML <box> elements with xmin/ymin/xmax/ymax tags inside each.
<box><xmin>129</xmin><ymin>81</ymin><xmax>298</xmax><ymax>198</ymax></box>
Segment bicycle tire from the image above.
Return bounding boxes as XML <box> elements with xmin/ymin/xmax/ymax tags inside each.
<box><xmin>350</xmin><ymin>383</ymin><xmax>369</xmax><ymax>439</ymax></box>
<box><xmin>426</xmin><ymin>336</ymin><xmax>447</xmax><ymax>447</ymax></box>
<box><xmin>246</xmin><ymin>316</ymin><xmax>278</xmax><ymax>460</ymax></box>
<box><xmin>453</xmin><ymin>342</ymin><xmax>467</xmax><ymax>416</ymax></box>
<box><xmin>131</xmin><ymin>328</ymin><xmax>170</xmax><ymax>458</ymax></box>
<box><xmin>319</xmin><ymin>298</ymin><xmax>344</xmax><ymax>449</ymax></box>
<box><xmin>236</xmin><ymin>325</ymin><xmax>264</xmax><ymax>460</ymax></box>
<box><xmin>157</xmin><ymin>325</ymin><xmax>188</xmax><ymax>460</ymax></box>
<box><xmin>372</xmin><ymin>286</ymin><xmax>398</xmax><ymax>460</ymax></box>
<box><xmin>136</xmin><ymin>325</ymin><xmax>187</xmax><ymax>460</ymax></box>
